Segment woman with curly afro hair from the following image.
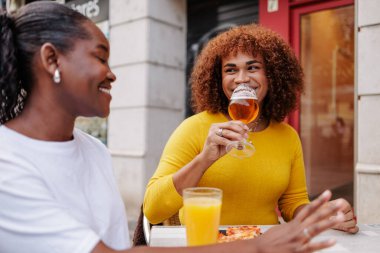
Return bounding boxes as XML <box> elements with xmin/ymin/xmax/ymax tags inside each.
<box><xmin>144</xmin><ymin>24</ymin><xmax>358</xmax><ymax>234</ymax></box>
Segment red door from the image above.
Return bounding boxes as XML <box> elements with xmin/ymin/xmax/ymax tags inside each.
<box><xmin>260</xmin><ymin>0</ymin><xmax>355</xmax><ymax>203</ymax></box>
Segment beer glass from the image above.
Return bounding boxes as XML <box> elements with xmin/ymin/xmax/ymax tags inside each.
<box><xmin>183</xmin><ymin>187</ymin><xmax>222</xmax><ymax>246</ymax></box>
<box><xmin>226</xmin><ymin>83</ymin><xmax>259</xmax><ymax>158</ymax></box>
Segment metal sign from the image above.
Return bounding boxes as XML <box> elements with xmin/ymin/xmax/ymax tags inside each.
<box><xmin>65</xmin><ymin>0</ymin><xmax>109</xmax><ymax>23</ymax></box>
<box><xmin>267</xmin><ymin>0</ymin><xmax>279</xmax><ymax>13</ymax></box>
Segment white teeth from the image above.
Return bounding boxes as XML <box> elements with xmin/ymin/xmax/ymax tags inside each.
<box><xmin>99</xmin><ymin>87</ymin><xmax>111</xmax><ymax>95</ymax></box>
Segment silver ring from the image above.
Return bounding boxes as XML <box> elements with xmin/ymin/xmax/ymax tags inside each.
<box><xmin>303</xmin><ymin>228</ymin><xmax>311</xmax><ymax>239</ymax></box>
<box><xmin>216</xmin><ymin>128</ymin><xmax>224</xmax><ymax>137</ymax></box>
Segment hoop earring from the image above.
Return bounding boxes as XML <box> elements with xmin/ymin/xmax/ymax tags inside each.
<box><xmin>53</xmin><ymin>68</ymin><xmax>61</xmax><ymax>84</ymax></box>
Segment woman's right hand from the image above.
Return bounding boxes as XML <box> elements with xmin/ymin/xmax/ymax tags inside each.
<box><xmin>200</xmin><ymin>121</ymin><xmax>249</xmax><ymax>163</ymax></box>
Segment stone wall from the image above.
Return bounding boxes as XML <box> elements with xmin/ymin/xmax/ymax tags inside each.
<box><xmin>356</xmin><ymin>0</ymin><xmax>380</xmax><ymax>223</ymax></box>
<box><xmin>107</xmin><ymin>0</ymin><xmax>186</xmax><ymax>225</ymax></box>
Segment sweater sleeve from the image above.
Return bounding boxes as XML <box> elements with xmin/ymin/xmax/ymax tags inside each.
<box><xmin>278</xmin><ymin>131</ymin><xmax>310</xmax><ymax>221</ymax></box>
<box><xmin>143</xmin><ymin>116</ymin><xmax>205</xmax><ymax>224</ymax></box>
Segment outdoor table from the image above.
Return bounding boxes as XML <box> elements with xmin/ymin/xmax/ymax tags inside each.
<box><xmin>149</xmin><ymin>224</ymin><xmax>380</xmax><ymax>252</ymax></box>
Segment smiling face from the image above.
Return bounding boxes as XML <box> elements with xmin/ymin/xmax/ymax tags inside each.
<box><xmin>57</xmin><ymin>21</ymin><xmax>116</xmax><ymax>118</ymax></box>
<box><xmin>221</xmin><ymin>52</ymin><xmax>268</xmax><ymax>106</ymax></box>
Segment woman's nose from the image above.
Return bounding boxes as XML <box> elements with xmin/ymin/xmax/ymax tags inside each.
<box><xmin>235</xmin><ymin>70</ymin><xmax>249</xmax><ymax>84</ymax></box>
<box><xmin>107</xmin><ymin>70</ymin><xmax>117</xmax><ymax>82</ymax></box>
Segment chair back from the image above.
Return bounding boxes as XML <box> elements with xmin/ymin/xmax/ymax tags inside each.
<box><xmin>132</xmin><ymin>206</ymin><xmax>149</xmax><ymax>246</ymax></box>
<box><xmin>132</xmin><ymin>206</ymin><xmax>180</xmax><ymax>246</ymax></box>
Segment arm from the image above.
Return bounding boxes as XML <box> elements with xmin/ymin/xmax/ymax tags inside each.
<box><xmin>172</xmin><ymin>119</ymin><xmax>249</xmax><ymax>194</ymax></box>
<box><xmin>171</xmin><ymin>153</ymin><xmax>213</xmax><ymax>195</ymax></box>
<box><xmin>288</xmin><ymin>132</ymin><xmax>358</xmax><ymax>234</ymax></box>
<box><xmin>92</xmin><ymin>240</ymin><xmax>255</xmax><ymax>253</ymax></box>
<box><xmin>143</xmin><ymin>117</ymin><xmax>208</xmax><ymax>223</ymax></box>
<box><xmin>144</xmin><ymin>115</ymin><xmax>248</xmax><ymax>223</ymax></box>
<box><xmin>96</xmin><ymin>190</ymin><xmax>345</xmax><ymax>253</ymax></box>
<box><xmin>293</xmin><ymin>204</ymin><xmax>307</xmax><ymax>218</ymax></box>
<box><xmin>278</xmin><ymin>130</ymin><xmax>310</xmax><ymax>221</ymax></box>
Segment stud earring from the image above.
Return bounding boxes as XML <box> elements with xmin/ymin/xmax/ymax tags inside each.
<box><xmin>53</xmin><ymin>68</ymin><xmax>61</xmax><ymax>84</ymax></box>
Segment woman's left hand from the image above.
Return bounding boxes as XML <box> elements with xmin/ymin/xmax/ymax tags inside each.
<box><xmin>329</xmin><ymin>198</ymin><xmax>359</xmax><ymax>234</ymax></box>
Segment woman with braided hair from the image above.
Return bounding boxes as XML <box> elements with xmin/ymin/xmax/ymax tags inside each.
<box><xmin>0</xmin><ymin>2</ymin><xmax>346</xmax><ymax>253</ymax></box>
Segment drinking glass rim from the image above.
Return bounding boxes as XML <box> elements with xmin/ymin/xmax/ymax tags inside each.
<box><xmin>183</xmin><ymin>187</ymin><xmax>222</xmax><ymax>196</ymax></box>
<box><xmin>230</xmin><ymin>96</ymin><xmax>258</xmax><ymax>100</ymax></box>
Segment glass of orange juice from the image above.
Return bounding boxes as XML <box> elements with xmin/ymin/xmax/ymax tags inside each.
<box><xmin>183</xmin><ymin>187</ymin><xmax>222</xmax><ymax>246</ymax></box>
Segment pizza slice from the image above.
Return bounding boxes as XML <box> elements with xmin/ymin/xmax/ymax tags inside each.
<box><xmin>218</xmin><ymin>225</ymin><xmax>261</xmax><ymax>243</ymax></box>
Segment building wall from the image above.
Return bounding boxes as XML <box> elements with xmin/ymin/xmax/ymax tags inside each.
<box><xmin>356</xmin><ymin>0</ymin><xmax>380</xmax><ymax>223</ymax></box>
<box><xmin>108</xmin><ymin>0</ymin><xmax>186</xmax><ymax>223</ymax></box>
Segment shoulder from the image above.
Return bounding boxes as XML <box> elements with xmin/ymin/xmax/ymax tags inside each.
<box><xmin>0</xmin><ymin>126</ymin><xmax>31</xmax><ymax>164</ymax></box>
<box><xmin>166</xmin><ymin>111</ymin><xmax>225</xmax><ymax>145</ymax></box>
<box><xmin>0</xmin><ymin>128</ymin><xmax>44</xmax><ymax>186</ymax></box>
<box><xmin>0</xmin><ymin>126</ymin><xmax>13</xmax><ymax>150</ymax></box>
<box><xmin>73</xmin><ymin>128</ymin><xmax>112</xmax><ymax>162</ymax></box>
<box><xmin>182</xmin><ymin>111</ymin><xmax>226</xmax><ymax>126</ymax></box>
<box><xmin>174</xmin><ymin>111</ymin><xmax>225</xmax><ymax>135</ymax></box>
<box><xmin>74</xmin><ymin>128</ymin><xmax>108</xmax><ymax>150</ymax></box>
<box><xmin>0</xmin><ymin>125</ymin><xmax>22</xmax><ymax>145</ymax></box>
<box><xmin>270</xmin><ymin>121</ymin><xmax>298</xmax><ymax>134</ymax></box>
<box><xmin>267</xmin><ymin>121</ymin><xmax>301</xmax><ymax>143</ymax></box>
<box><xmin>73</xmin><ymin>129</ymin><xmax>116</xmax><ymax>176</ymax></box>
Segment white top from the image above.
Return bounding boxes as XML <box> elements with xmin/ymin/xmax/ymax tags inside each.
<box><xmin>0</xmin><ymin>126</ymin><xmax>130</xmax><ymax>253</ymax></box>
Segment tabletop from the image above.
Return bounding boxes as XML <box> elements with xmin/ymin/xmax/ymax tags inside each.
<box><xmin>149</xmin><ymin>224</ymin><xmax>380</xmax><ymax>252</ymax></box>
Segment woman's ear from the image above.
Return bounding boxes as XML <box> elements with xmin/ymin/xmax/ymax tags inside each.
<box><xmin>39</xmin><ymin>43</ymin><xmax>60</xmax><ymax>77</ymax></box>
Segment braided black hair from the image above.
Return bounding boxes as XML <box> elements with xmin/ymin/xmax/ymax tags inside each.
<box><xmin>0</xmin><ymin>1</ymin><xmax>91</xmax><ymax>124</ymax></box>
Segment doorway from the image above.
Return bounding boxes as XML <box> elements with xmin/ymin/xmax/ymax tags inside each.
<box><xmin>291</xmin><ymin>0</ymin><xmax>354</xmax><ymax>203</ymax></box>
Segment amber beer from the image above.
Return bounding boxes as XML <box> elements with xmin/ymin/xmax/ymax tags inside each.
<box><xmin>228</xmin><ymin>98</ymin><xmax>259</xmax><ymax>124</ymax></box>
<box><xmin>226</xmin><ymin>84</ymin><xmax>258</xmax><ymax>157</ymax></box>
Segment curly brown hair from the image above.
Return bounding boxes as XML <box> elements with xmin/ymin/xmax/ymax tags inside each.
<box><xmin>190</xmin><ymin>24</ymin><xmax>304</xmax><ymax>122</ymax></box>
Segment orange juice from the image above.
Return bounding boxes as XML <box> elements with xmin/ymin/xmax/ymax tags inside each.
<box><xmin>184</xmin><ymin>196</ymin><xmax>222</xmax><ymax>246</ymax></box>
